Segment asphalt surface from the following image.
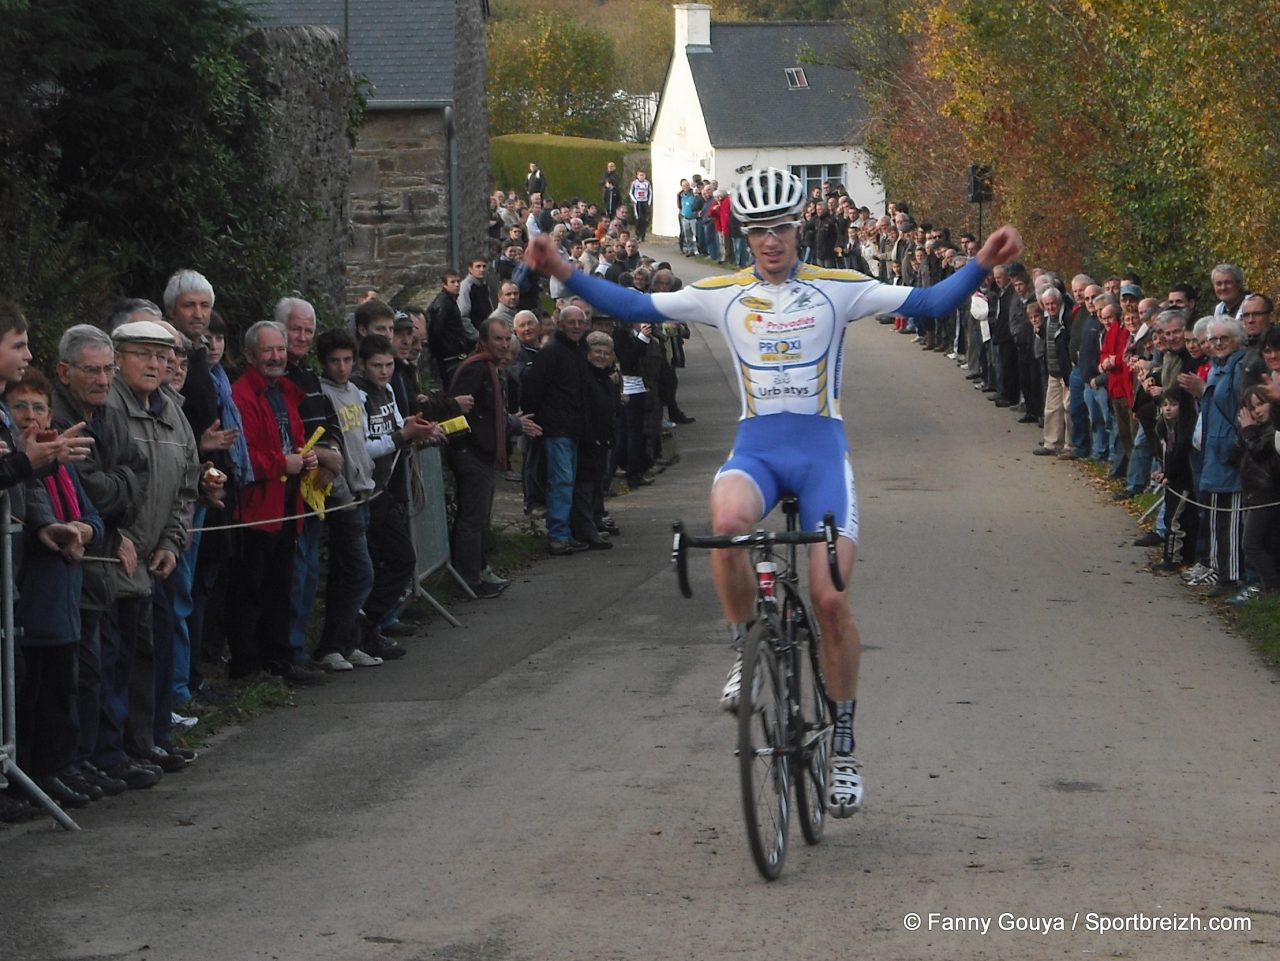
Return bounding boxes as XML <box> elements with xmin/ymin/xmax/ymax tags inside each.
<box><xmin>2</xmin><ymin>242</ymin><xmax>1276</xmax><ymax>960</ymax></box>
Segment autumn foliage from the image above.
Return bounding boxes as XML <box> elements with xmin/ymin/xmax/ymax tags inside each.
<box><xmin>854</xmin><ymin>0</ymin><xmax>1280</xmax><ymax>294</ymax></box>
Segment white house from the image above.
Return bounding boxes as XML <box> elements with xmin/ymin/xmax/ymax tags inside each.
<box><xmin>649</xmin><ymin>4</ymin><xmax>883</xmax><ymax>238</ymax></box>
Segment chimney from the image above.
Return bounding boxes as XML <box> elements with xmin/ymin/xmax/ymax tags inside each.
<box><xmin>674</xmin><ymin>3</ymin><xmax>712</xmax><ymax>51</ymax></box>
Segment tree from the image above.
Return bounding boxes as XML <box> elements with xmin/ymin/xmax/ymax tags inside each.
<box><xmin>845</xmin><ymin>0</ymin><xmax>1280</xmax><ymax>293</ymax></box>
<box><xmin>488</xmin><ymin>11</ymin><xmax>630</xmax><ymax>140</ymax></box>
<box><xmin>715</xmin><ymin>0</ymin><xmax>850</xmax><ymax>18</ymax></box>
<box><xmin>0</xmin><ymin>0</ymin><xmax>298</xmax><ymax>360</ymax></box>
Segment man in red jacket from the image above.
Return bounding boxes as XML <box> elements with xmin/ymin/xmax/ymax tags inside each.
<box><xmin>228</xmin><ymin>321</ymin><xmax>322</xmax><ymax>685</ymax></box>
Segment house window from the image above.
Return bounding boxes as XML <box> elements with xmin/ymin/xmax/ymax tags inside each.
<box><xmin>784</xmin><ymin>67</ymin><xmax>808</xmax><ymax>90</ymax></box>
<box><xmin>790</xmin><ymin>164</ymin><xmax>847</xmax><ymax>199</ymax></box>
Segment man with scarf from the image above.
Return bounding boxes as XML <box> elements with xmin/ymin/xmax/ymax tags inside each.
<box><xmin>447</xmin><ymin>318</ymin><xmax>540</xmax><ymax>596</ymax></box>
<box><xmin>227</xmin><ymin>321</ymin><xmax>321</xmax><ymax>685</ymax></box>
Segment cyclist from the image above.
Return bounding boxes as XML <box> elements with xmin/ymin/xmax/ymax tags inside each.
<box><xmin>524</xmin><ymin>167</ymin><xmax>1023</xmax><ymax>817</ymax></box>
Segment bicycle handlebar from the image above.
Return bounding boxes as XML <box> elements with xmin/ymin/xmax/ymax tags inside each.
<box><xmin>671</xmin><ymin>512</ymin><xmax>845</xmax><ymax>598</ymax></box>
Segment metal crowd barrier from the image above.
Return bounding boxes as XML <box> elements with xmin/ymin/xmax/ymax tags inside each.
<box><xmin>1</xmin><ymin>489</ymin><xmax>79</xmax><ymax>830</ymax></box>
<box><xmin>409</xmin><ymin>445</ymin><xmax>471</xmax><ymax>626</ymax></box>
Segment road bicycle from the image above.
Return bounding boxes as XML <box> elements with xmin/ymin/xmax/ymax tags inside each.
<box><xmin>671</xmin><ymin>497</ymin><xmax>841</xmax><ymax>880</ymax></box>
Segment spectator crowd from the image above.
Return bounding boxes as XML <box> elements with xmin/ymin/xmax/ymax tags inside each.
<box><xmin>7</xmin><ymin>162</ymin><xmax>1273</xmax><ymax>824</ymax></box>
<box><xmin>855</xmin><ymin>200</ymin><xmax>1280</xmax><ymax>613</ymax></box>
<box><xmin>0</xmin><ymin>157</ymin><xmax>709</xmax><ymax>823</ymax></box>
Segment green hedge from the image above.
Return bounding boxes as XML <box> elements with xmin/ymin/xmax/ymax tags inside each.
<box><xmin>491</xmin><ymin>134</ymin><xmax>650</xmax><ymax>208</ymax></box>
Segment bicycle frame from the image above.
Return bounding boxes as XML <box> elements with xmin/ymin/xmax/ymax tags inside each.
<box><xmin>672</xmin><ymin>498</ymin><xmax>839</xmax><ymax>878</ymax></box>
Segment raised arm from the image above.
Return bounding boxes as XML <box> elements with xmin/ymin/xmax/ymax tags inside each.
<box><xmin>524</xmin><ymin>234</ymin><xmax>668</xmax><ymax>323</ymax></box>
<box><xmin>897</xmin><ymin>225</ymin><xmax>1023</xmax><ymax>318</ymax></box>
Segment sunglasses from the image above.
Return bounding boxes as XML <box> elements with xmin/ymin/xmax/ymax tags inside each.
<box><xmin>742</xmin><ymin>221</ymin><xmax>801</xmax><ymax>238</ymax></box>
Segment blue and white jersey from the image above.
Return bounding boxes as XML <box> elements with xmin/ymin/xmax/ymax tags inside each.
<box><xmin>564</xmin><ymin>258</ymin><xmax>982</xmax><ymax>422</ymax></box>
<box><xmin>651</xmin><ymin>264</ymin><xmax>914</xmax><ymax>419</ymax></box>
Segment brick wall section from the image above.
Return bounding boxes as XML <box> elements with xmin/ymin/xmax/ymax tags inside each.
<box><xmin>251</xmin><ymin>26</ymin><xmax>352</xmax><ymax>322</ymax></box>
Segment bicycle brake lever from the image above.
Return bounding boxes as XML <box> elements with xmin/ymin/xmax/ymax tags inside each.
<box><xmin>672</xmin><ymin>520</ymin><xmax>693</xmax><ymax>598</ymax></box>
<box><xmin>822</xmin><ymin>512</ymin><xmax>845</xmax><ymax>593</ymax></box>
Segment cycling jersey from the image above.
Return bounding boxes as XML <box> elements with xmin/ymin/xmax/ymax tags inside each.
<box><xmin>561</xmin><ymin>256</ymin><xmax>984</xmax><ymax>539</ymax></box>
<box><xmin>564</xmin><ymin>258</ymin><xmax>984</xmax><ymax>421</ymax></box>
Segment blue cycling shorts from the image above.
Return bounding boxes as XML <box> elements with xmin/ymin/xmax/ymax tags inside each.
<box><xmin>714</xmin><ymin>413</ymin><xmax>859</xmax><ymax>542</ymax></box>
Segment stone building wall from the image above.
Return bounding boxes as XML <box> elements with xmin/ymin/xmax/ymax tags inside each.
<box><xmin>248</xmin><ymin>5</ymin><xmax>491</xmax><ymax>311</ymax></box>
<box><xmin>347</xmin><ymin>110</ymin><xmax>451</xmax><ymax>305</ymax></box>
<box><xmin>452</xmin><ymin>0</ymin><xmax>492</xmax><ymax>266</ymax></box>
<box><xmin>250</xmin><ymin>25</ymin><xmax>352</xmax><ymax>322</ymax></box>
<box><xmin>345</xmin><ymin>0</ymin><xmax>491</xmax><ymax>307</ymax></box>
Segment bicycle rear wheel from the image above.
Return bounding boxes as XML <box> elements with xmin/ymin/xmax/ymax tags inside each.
<box><xmin>738</xmin><ymin>618</ymin><xmax>790</xmax><ymax>880</ymax></box>
<box><xmin>784</xmin><ymin>586</ymin><xmax>831</xmax><ymax>846</ymax></box>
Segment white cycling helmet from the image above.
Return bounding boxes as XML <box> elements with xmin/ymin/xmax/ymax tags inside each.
<box><xmin>731</xmin><ymin>167</ymin><xmax>806</xmax><ymax>225</ymax></box>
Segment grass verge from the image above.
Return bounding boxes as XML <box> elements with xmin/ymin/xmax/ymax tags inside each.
<box><xmin>1226</xmin><ymin>594</ymin><xmax>1280</xmax><ymax>667</ymax></box>
<box><xmin>1073</xmin><ymin>454</ymin><xmax>1279</xmax><ymax>670</ymax></box>
<box><xmin>171</xmin><ymin>677</ymin><xmax>296</xmax><ymax>750</ymax></box>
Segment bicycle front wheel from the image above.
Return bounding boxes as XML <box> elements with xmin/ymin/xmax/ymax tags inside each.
<box><xmin>738</xmin><ymin>618</ymin><xmax>790</xmax><ymax>880</ymax></box>
<box><xmin>784</xmin><ymin>585</ymin><xmax>830</xmax><ymax>846</ymax></box>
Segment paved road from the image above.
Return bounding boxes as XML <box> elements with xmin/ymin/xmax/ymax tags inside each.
<box><xmin>2</xmin><ymin>244</ymin><xmax>1276</xmax><ymax>960</ymax></box>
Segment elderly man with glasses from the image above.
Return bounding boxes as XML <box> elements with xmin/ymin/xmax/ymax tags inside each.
<box><xmin>52</xmin><ymin>324</ymin><xmax>152</xmax><ymax>793</ymax></box>
<box><xmin>94</xmin><ymin>317</ymin><xmax>199</xmax><ymax>784</ymax></box>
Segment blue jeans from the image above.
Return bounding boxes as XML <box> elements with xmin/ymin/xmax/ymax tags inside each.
<box><xmin>544</xmin><ymin>436</ymin><xmax>578</xmax><ymax>542</ymax></box>
<box><xmin>1084</xmin><ymin>383</ymin><xmax>1111</xmax><ymax>459</ymax></box>
<box><xmin>289</xmin><ymin>515</ymin><xmax>322</xmax><ymax>663</ymax></box>
<box><xmin>1127</xmin><ymin>424</ymin><xmax>1154</xmax><ymax>492</ymax></box>
<box><xmin>679</xmin><ymin>217</ymin><xmax>696</xmax><ymax>253</ymax></box>
<box><xmin>152</xmin><ymin>573</ymin><xmax>178</xmax><ymax>746</ymax></box>
<box><xmin>1068</xmin><ymin>368</ymin><xmax>1090</xmax><ymax>456</ymax></box>
<box><xmin>169</xmin><ymin>504</ymin><xmax>202</xmax><ymax>704</ymax></box>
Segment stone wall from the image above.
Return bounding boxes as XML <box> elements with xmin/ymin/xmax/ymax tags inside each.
<box><xmin>345</xmin><ymin>1</ymin><xmax>491</xmax><ymax>308</ymax></box>
<box><xmin>250</xmin><ymin>7</ymin><xmax>491</xmax><ymax>312</ymax></box>
<box><xmin>453</xmin><ymin>0</ymin><xmax>492</xmax><ymax>267</ymax></box>
<box><xmin>250</xmin><ymin>25</ymin><xmax>353</xmax><ymax>322</ymax></box>
<box><xmin>348</xmin><ymin>109</ymin><xmax>451</xmax><ymax>305</ymax></box>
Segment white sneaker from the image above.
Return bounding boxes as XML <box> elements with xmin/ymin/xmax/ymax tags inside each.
<box><xmin>828</xmin><ymin>755</ymin><xmax>864</xmax><ymax>817</ymax></box>
<box><xmin>1180</xmin><ymin>562</ymin><xmax>1210</xmax><ymax>583</ymax></box>
<box><xmin>170</xmin><ymin>712</ymin><xmax>198</xmax><ymax>729</ymax></box>
<box><xmin>480</xmin><ymin>565</ymin><xmax>509</xmax><ymax>586</ymax></box>
<box><xmin>1186</xmin><ymin>566</ymin><xmax>1219</xmax><ymax>586</ymax></box>
<box><xmin>347</xmin><ymin>648</ymin><xmax>384</xmax><ymax>667</ymax></box>
<box><xmin>317</xmin><ymin>652</ymin><xmax>354</xmax><ymax>672</ymax></box>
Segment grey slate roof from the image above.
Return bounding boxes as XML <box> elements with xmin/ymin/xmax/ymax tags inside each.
<box><xmin>685</xmin><ymin>22</ymin><xmax>867</xmax><ymax>148</ymax></box>
<box><xmin>249</xmin><ymin>0</ymin><xmax>455</xmax><ymax>104</ymax></box>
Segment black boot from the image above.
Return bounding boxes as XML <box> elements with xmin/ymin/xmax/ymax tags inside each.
<box><xmin>361</xmin><ymin>615</ymin><xmax>406</xmax><ymax>660</ymax></box>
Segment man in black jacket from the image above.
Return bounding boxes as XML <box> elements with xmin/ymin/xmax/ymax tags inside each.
<box><xmin>521</xmin><ymin>305</ymin><xmax>591</xmax><ymax>554</ymax></box>
<box><xmin>426</xmin><ymin>271</ymin><xmax>473</xmax><ymax>387</ymax></box>
<box><xmin>525</xmin><ymin>162</ymin><xmax>546</xmax><ymax>199</ymax></box>
<box><xmin>600</xmin><ymin>161</ymin><xmax>621</xmax><ymax>219</ymax></box>
<box><xmin>448</xmin><ymin>319</ymin><xmax>540</xmax><ymax>594</ymax></box>
<box><xmin>989</xmin><ymin>265</ymin><xmax>1020</xmax><ymax>406</ymax></box>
